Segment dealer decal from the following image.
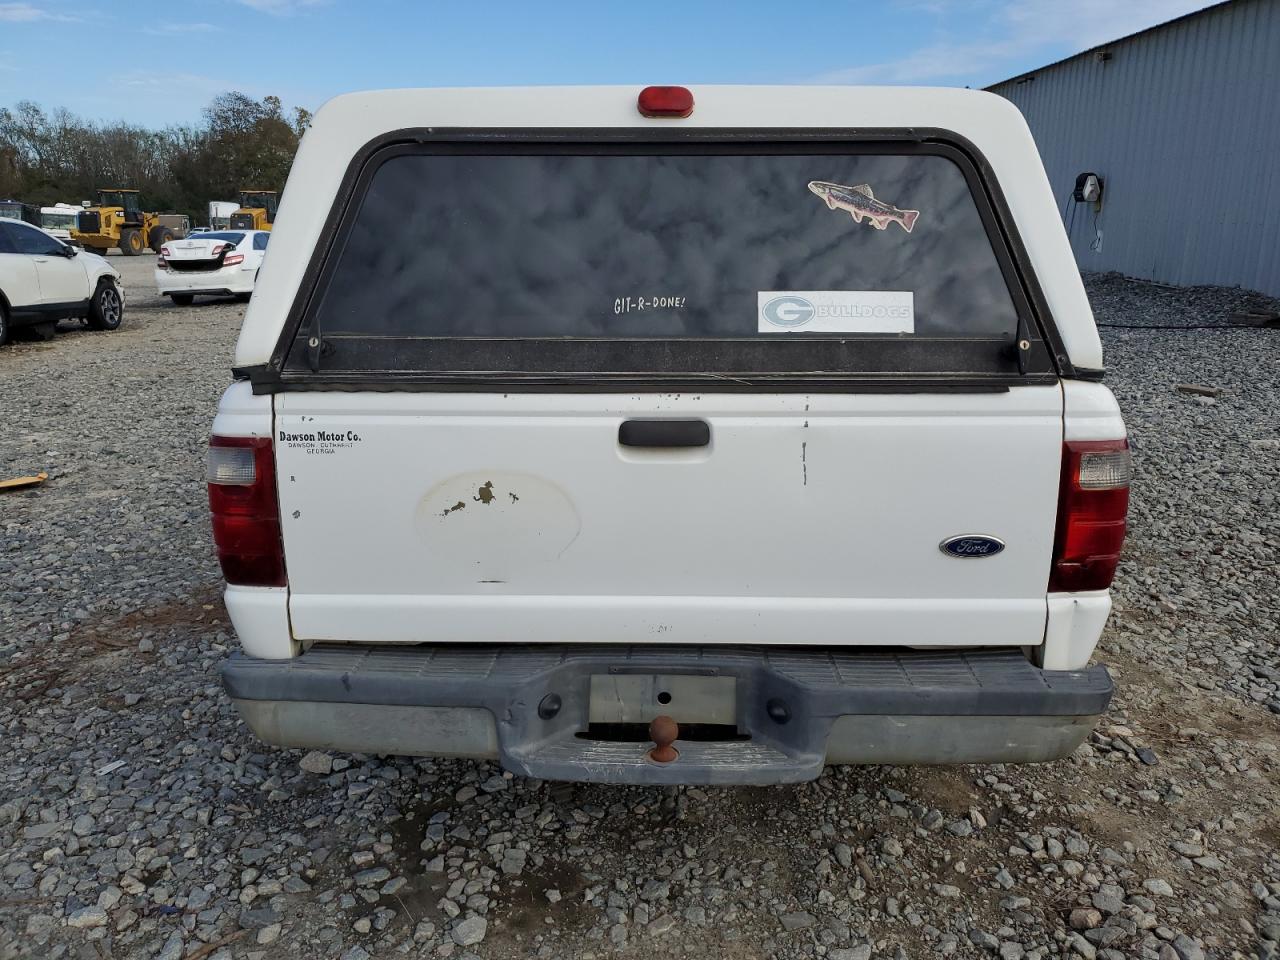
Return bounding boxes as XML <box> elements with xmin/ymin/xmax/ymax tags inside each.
<box><xmin>278</xmin><ymin>426</ymin><xmax>362</xmax><ymax>456</ymax></box>
<box><xmin>758</xmin><ymin>291</ymin><xmax>915</xmax><ymax>334</ymax></box>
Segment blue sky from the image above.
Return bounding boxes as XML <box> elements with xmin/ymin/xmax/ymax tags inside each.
<box><xmin>1</xmin><ymin>0</ymin><xmax>1218</xmax><ymax>127</ymax></box>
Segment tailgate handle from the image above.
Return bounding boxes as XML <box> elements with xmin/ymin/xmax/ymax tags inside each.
<box><xmin>618</xmin><ymin>419</ymin><xmax>710</xmax><ymax>448</ymax></box>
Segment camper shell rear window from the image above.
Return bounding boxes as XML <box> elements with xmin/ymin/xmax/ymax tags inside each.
<box><xmin>271</xmin><ymin>131</ymin><xmax>1065</xmax><ymax>391</ymax></box>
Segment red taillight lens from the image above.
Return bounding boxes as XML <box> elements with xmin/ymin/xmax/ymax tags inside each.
<box><xmin>160</xmin><ymin>245</ymin><xmax>172</xmax><ymax>258</ymax></box>
<box><xmin>638</xmin><ymin>85</ymin><xmax>694</xmax><ymax>118</ymax></box>
<box><xmin>223</xmin><ymin>253</ymin><xmax>244</xmax><ymax>266</ymax></box>
<box><xmin>1049</xmin><ymin>439</ymin><xmax>1131</xmax><ymax>592</ymax></box>
<box><xmin>207</xmin><ymin>436</ymin><xmax>286</xmax><ymax>587</ymax></box>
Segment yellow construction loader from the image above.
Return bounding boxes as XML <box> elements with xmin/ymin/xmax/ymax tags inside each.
<box><xmin>71</xmin><ymin>190</ymin><xmax>178</xmax><ymax>256</ymax></box>
<box><xmin>229</xmin><ymin>190</ymin><xmax>278</xmax><ymax>231</ymax></box>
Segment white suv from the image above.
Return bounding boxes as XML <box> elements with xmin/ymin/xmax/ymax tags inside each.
<box><xmin>0</xmin><ymin>219</ymin><xmax>124</xmax><ymax>346</ymax></box>
<box><xmin>210</xmin><ymin>86</ymin><xmax>1129</xmax><ymax>785</ymax></box>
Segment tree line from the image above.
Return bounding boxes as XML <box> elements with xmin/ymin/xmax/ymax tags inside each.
<box><xmin>0</xmin><ymin>93</ymin><xmax>310</xmax><ymax>224</ymax></box>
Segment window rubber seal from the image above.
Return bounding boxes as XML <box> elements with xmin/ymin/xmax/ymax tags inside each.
<box><xmin>255</xmin><ymin>126</ymin><xmax>1078</xmax><ymax>393</ymax></box>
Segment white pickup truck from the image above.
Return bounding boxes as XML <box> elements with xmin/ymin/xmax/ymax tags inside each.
<box><xmin>211</xmin><ymin>86</ymin><xmax>1129</xmax><ymax>785</ymax></box>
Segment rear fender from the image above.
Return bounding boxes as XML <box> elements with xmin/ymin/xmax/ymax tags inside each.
<box><xmin>1040</xmin><ymin>380</ymin><xmax>1128</xmax><ymax>669</ymax></box>
<box><xmin>212</xmin><ymin>383</ymin><xmax>294</xmax><ymax>659</ymax></box>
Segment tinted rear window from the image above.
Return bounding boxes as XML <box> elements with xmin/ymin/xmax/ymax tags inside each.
<box><xmin>201</xmin><ymin>232</ymin><xmax>245</xmax><ymax>245</ymax></box>
<box><xmin>316</xmin><ymin>153</ymin><xmax>1016</xmax><ymax>338</ymax></box>
<box><xmin>282</xmin><ymin>138</ymin><xmax>1055</xmax><ymax>387</ymax></box>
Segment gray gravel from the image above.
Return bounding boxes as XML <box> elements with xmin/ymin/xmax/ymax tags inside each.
<box><xmin>1</xmin><ymin>259</ymin><xmax>1278</xmax><ymax>960</ymax></box>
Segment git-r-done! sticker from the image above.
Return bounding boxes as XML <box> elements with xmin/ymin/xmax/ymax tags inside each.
<box><xmin>758</xmin><ymin>291</ymin><xmax>915</xmax><ymax>334</ymax></box>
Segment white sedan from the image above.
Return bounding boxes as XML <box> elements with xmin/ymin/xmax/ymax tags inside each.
<box><xmin>155</xmin><ymin>230</ymin><xmax>270</xmax><ymax>305</ymax></box>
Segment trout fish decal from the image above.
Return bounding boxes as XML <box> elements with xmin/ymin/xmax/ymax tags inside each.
<box><xmin>807</xmin><ymin>180</ymin><xmax>920</xmax><ymax>233</ymax></box>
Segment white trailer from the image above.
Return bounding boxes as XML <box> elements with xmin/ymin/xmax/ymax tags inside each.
<box><xmin>39</xmin><ymin>203</ymin><xmax>82</xmax><ymax>243</ymax></box>
<box><xmin>208</xmin><ymin>201</ymin><xmax>239</xmax><ymax>231</ymax></box>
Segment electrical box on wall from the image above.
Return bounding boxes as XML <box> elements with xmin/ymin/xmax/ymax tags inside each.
<box><xmin>1073</xmin><ymin>172</ymin><xmax>1103</xmax><ymax>204</ymax></box>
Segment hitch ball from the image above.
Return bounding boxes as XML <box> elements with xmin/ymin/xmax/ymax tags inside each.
<box><xmin>648</xmin><ymin>715</ymin><xmax>679</xmax><ymax>763</ymax></box>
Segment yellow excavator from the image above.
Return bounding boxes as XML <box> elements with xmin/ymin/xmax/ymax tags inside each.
<box><xmin>71</xmin><ymin>189</ymin><xmax>176</xmax><ymax>256</ymax></box>
<box><xmin>229</xmin><ymin>190</ymin><xmax>278</xmax><ymax>231</ymax></box>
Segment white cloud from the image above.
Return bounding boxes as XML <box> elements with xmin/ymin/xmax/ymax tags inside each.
<box><xmin>812</xmin><ymin>0</ymin><xmax>1219</xmax><ymax>86</ymax></box>
<box><xmin>0</xmin><ymin>2</ymin><xmax>79</xmax><ymax>22</ymax></box>
<box><xmin>111</xmin><ymin>71</ymin><xmax>226</xmax><ymax>94</ymax></box>
<box><xmin>235</xmin><ymin>0</ymin><xmax>327</xmax><ymax>14</ymax></box>
<box><xmin>144</xmin><ymin>21</ymin><xmax>221</xmax><ymax>35</ymax></box>
<box><xmin>1000</xmin><ymin>0</ymin><xmax>1216</xmax><ymax>52</ymax></box>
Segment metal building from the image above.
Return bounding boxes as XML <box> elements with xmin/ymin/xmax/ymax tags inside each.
<box><xmin>988</xmin><ymin>0</ymin><xmax>1280</xmax><ymax>296</ymax></box>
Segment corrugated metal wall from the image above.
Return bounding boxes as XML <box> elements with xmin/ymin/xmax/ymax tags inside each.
<box><xmin>990</xmin><ymin>0</ymin><xmax>1280</xmax><ymax>296</ymax></box>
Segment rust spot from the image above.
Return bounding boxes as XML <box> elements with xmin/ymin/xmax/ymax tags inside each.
<box><xmin>474</xmin><ymin>481</ymin><xmax>495</xmax><ymax>504</ymax></box>
<box><xmin>441</xmin><ymin>500</ymin><xmax>466</xmax><ymax>517</ymax></box>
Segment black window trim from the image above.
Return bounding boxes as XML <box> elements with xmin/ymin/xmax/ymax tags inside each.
<box><xmin>248</xmin><ymin>126</ymin><xmax>1076</xmax><ymax>395</ymax></box>
<box><xmin>6</xmin><ymin>218</ymin><xmax>65</xmax><ymax>256</ymax></box>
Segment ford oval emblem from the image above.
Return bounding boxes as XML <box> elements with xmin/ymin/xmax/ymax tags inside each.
<box><xmin>940</xmin><ymin>535</ymin><xmax>1005</xmax><ymax>558</ymax></box>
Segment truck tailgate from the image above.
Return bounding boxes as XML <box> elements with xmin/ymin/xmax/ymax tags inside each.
<box><xmin>275</xmin><ymin>386</ymin><xmax>1062</xmax><ymax>648</ymax></box>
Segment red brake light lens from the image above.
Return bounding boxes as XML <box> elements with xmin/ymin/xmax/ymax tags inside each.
<box><xmin>638</xmin><ymin>85</ymin><xmax>694</xmax><ymax>118</ymax></box>
<box><xmin>223</xmin><ymin>253</ymin><xmax>244</xmax><ymax>266</ymax></box>
<box><xmin>207</xmin><ymin>436</ymin><xmax>286</xmax><ymax>587</ymax></box>
<box><xmin>1049</xmin><ymin>439</ymin><xmax>1131</xmax><ymax>592</ymax></box>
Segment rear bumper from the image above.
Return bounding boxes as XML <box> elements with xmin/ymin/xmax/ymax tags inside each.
<box><xmin>156</xmin><ymin>266</ymin><xmax>253</xmax><ymax>295</ymax></box>
<box><xmin>222</xmin><ymin>645</ymin><xmax>1112</xmax><ymax>785</ymax></box>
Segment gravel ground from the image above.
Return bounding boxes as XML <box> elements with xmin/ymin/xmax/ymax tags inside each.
<box><xmin>1</xmin><ymin>258</ymin><xmax>1278</xmax><ymax>960</ymax></box>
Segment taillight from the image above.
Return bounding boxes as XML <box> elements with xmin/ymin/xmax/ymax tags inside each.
<box><xmin>156</xmin><ymin>258</ymin><xmax>168</xmax><ymax>270</ymax></box>
<box><xmin>160</xmin><ymin>245</ymin><xmax>172</xmax><ymax>257</ymax></box>
<box><xmin>638</xmin><ymin>85</ymin><xmax>694</xmax><ymax>118</ymax></box>
<box><xmin>207</xmin><ymin>436</ymin><xmax>286</xmax><ymax>587</ymax></box>
<box><xmin>1049</xmin><ymin>439</ymin><xmax>1131</xmax><ymax>592</ymax></box>
<box><xmin>223</xmin><ymin>253</ymin><xmax>244</xmax><ymax>266</ymax></box>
